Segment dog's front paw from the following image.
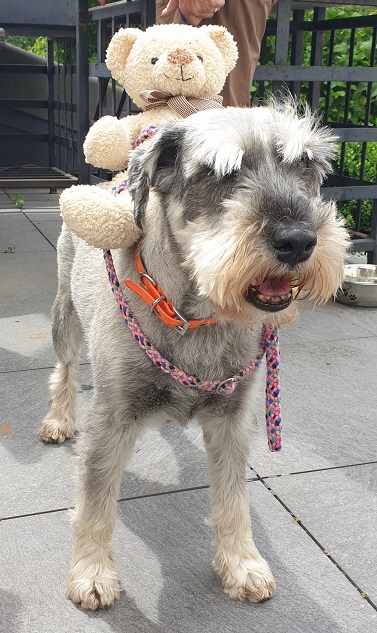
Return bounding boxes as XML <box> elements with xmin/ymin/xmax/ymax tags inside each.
<box><xmin>66</xmin><ymin>564</ymin><xmax>121</xmax><ymax>610</ymax></box>
<box><xmin>215</xmin><ymin>553</ymin><xmax>276</xmax><ymax>603</ymax></box>
<box><xmin>38</xmin><ymin>417</ymin><xmax>75</xmax><ymax>444</ymax></box>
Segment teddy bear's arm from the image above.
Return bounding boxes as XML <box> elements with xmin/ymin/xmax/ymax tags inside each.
<box><xmin>83</xmin><ymin>115</ymin><xmax>135</xmax><ymax>171</ymax></box>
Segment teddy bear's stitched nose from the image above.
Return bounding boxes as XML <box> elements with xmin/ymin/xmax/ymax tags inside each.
<box><xmin>167</xmin><ymin>48</ymin><xmax>195</xmax><ymax>66</ymax></box>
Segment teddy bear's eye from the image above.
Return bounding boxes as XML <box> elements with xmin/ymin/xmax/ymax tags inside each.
<box><xmin>197</xmin><ymin>55</ymin><xmax>203</xmax><ymax>62</ymax></box>
<box><xmin>151</xmin><ymin>57</ymin><xmax>158</xmax><ymax>65</ymax></box>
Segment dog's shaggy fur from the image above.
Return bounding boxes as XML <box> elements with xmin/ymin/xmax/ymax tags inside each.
<box><xmin>39</xmin><ymin>104</ymin><xmax>349</xmax><ymax>610</ymax></box>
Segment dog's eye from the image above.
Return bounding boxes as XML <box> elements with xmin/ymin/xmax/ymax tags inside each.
<box><xmin>300</xmin><ymin>155</ymin><xmax>312</xmax><ymax>169</ymax></box>
<box><xmin>151</xmin><ymin>57</ymin><xmax>158</xmax><ymax>65</ymax></box>
<box><xmin>197</xmin><ymin>55</ymin><xmax>203</xmax><ymax>62</ymax></box>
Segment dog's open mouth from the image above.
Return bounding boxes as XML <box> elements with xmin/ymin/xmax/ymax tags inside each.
<box><xmin>244</xmin><ymin>277</ymin><xmax>293</xmax><ymax>312</ymax></box>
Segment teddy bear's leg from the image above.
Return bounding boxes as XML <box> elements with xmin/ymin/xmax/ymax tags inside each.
<box><xmin>60</xmin><ymin>184</ymin><xmax>142</xmax><ymax>250</ymax></box>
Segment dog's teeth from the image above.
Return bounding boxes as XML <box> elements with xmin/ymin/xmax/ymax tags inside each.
<box><xmin>253</xmin><ymin>288</ymin><xmax>292</xmax><ymax>305</ymax></box>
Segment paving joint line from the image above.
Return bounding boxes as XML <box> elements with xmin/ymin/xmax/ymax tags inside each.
<box><xmin>0</xmin><ymin>476</ymin><xmax>260</xmax><ymax>523</ymax></box>
<box><xmin>258</xmin><ymin>461</ymin><xmax>377</xmax><ymax>479</ymax></box>
<box><xmin>22</xmin><ymin>211</ymin><xmax>57</xmax><ymax>251</ymax></box>
<box><xmin>0</xmin><ymin>361</ymin><xmax>90</xmax><ymax>375</ymax></box>
<box><xmin>0</xmin><ymin>485</ymin><xmax>211</xmax><ymax>522</ymax></box>
<box><xmin>282</xmin><ymin>334</ymin><xmax>377</xmax><ymax>345</ymax></box>
<box><xmin>257</xmin><ymin>474</ymin><xmax>377</xmax><ymax>611</ymax></box>
<box><xmin>118</xmin><ymin>475</ymin><xmax>259</xmax><ymax>504</ymax></box>
<box><xmin>1</xmin><ymin>506</ymin><xmax>71</xmax><ymax>522</ymax></box>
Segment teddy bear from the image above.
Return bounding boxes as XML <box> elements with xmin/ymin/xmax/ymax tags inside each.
<box><xmin>60</xmin><ymin>23</ymin><xmax>238</xmax><ymax>249</ymax></box>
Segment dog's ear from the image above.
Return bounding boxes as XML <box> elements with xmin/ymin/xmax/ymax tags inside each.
<box><xmin>127</xmin><ymin>122</ymin><xmax>183</xmax><ymax>229</ymax></box>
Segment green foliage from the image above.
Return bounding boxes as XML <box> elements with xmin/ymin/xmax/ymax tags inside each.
<box><xmin>10</xmin><ymin>193</ymin><xmax>25</xmax><ymax>210</ymax></box>
<box><xmin>335</xmin><ymin>142</ymin><xmax>377</xmax><ymax>234</ymax></box>
<box><xmin>251</xmin><ymin>6</ymin><xmax>377</xmax><ymax>234</ymax></box>
<box><xmin>318</xmin><ymin>7</ymin><xmax>377</xmax><ymax>126</ymax></box>
<box><xmin>6</xmin><ymin>35</ymin><xmax>47</xmax><ymax>57</ymax></box>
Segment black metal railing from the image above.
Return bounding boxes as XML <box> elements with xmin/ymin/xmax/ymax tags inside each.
<box><xmin>47</xmin><ymin>37</ymin><xmax>78</xmax><ymax>176</ymax></box>
<box><xmin>254</xmin><ymin>0</ymin><xmax>377</xmax><ymax>261</ymax></box>
<box><xmin>1</xmin><ymin>0</ymin><xmax>376</xmax><ymax>260</ymax></box>
<box><xmin>76</xmin><ymin>0</ymin><xmax>155</xmax><ymax>183</ymax></box>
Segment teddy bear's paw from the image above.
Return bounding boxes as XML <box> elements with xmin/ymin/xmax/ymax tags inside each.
<box><xmin>60</xmin><ymin>185</ymin><xmax>141</xmax><ymax>249</ymax></box>
<box><xmin>83</xmin><ymin>116</ymin><xmax>131</xmax><ymax>171</ymax></box>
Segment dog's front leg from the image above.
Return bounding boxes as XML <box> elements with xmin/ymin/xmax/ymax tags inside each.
<box><xmin>200</xmin><ymin>409</ymin><xmax>276</xmax><ymax>603</ymax></box>
<box><xmin>66</xmin><ymin>415</ymin><xmax>141</xmax><ymax>610</ymax></box>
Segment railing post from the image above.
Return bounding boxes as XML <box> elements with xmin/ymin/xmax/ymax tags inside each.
<box><xmin>76</xmin><ymin>0</ymin><xmax>90</xmax><ymax>183</ymax></box>
<box><xmin>273</xmin><ymin>0</ymin><xmax>291</xmax><ymax>96</ymax></box>
<box><xmin>368</xmin><ymin>201</ymin><xmax>377</xmax><ymax>264</ymax></box>
<box><xmin>308</xmin><ymin>8</ymin><xmax>326</xmax><ymax>109</ymax></box>
<box><xmin>47</xmin><ymin>38</ymin><xmax>56</xmax><ymax>168</ymax></box>
<box><xmin>290</xmin><ymin>10</ymin><xmax>305</xmax><ymax>99</ymax></box>
<box><xmin>143</xmin><ymin>0</ymin><xmax>156</xmax><ymax>29</ymax></box>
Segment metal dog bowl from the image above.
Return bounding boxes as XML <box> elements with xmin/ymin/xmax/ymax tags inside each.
<box><xmin>337</xmin><ymin>264</ymin><xmax>377</xmax><ymax>307</ymax></box>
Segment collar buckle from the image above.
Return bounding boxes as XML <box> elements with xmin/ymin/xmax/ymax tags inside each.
<box><xmin>150</xmin><ymin>295</ymin><xmax>167</xmax><ymax>315</ymax></box>
<box><xmin>173</xmin><ymin>306</ymin><xmax>190</xmax><ymax>335</ymax></box>
<box><xmin>139</xmin><ymin>271</ymin><xmax>156</xmax><ymax>288</ymax></box>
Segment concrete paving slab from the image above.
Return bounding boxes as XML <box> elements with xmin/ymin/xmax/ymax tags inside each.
<box><xmin>1</xmin><ymin>483</ymin><xmax>376</xmax><ymax>633</ymax></box>
<box><xmin>0</xmin><ymin>310</ymin><xmax>56</xmax><ymax>371</ymax></box>
<box><xmin>0</xmin><ymin>366</ymin><xmax>222</xmax><ymax>518</ymax></box>
<box><xmin>0</xmin><ymin>250</ymin><xmax>57</xmax><ymax>298</ymax></box>
<box><xmin>264</xmin><ymin>464</ymin><xmax>377</xmax><ymax>604</ymax></box>
<box><xmin>23</xmin><ymin>211</ymin><xmax>62</xmax><ymax>249</ymax></box>
<box><xmin>20</xmin><ymin>194</ymin><xmax>60</xmax><ymax>209</ymax></box>
<box><xmin>0</xmin><ymin>366</ymin><xmax>89</xmax><ymax>518</ymax></box>
<box><xmin>249</xmin><ymin>334</ymin><xmax>377</xmax><ymax>476</ymax></box>
<box><xmin>0</xmin><ymin>293</ymin><xmax>56</xmax><ymax>321</ymax></box>
<box><xmin>0</xmin><ymin>212</ymin><xmax>54</xmax><ymax>253</ymax></box>
<box><xmin>0</xmin><ymin>190</ymin><xmax>60</xmax><ymax>210</ymax></box>
<box><xmin>281</xmin><ymin>300</ymin><xmax>377</xmax><ymax>345</ymax></box>
<box><xmin>27</xmin><ymin>219</ymin><xmax>62</xmax><ymax>248</ymax></box>
<box><xmin>0</xmin><ymin>303</ymin><xmax>91</xmax><ymax>371</ymax></box>
<box><xmin>0</xmin><ymin>207</ymin><xmax>20</xmax><ymax>213</ymax></box>
<box><xmin>0</xmin><ymin>250</ymin><xmax>58</xmax><ymax>370</ymax></box>
<box><xmin>23</xmin><ymin>211</ymin><xmax>60</xmax><ymax>221</ymax></box>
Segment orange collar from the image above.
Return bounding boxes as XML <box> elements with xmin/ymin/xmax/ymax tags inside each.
<box><xmin>124</xmin><ymin>245</ymin><xmax>218</xmax><ymax>335</ymax></box>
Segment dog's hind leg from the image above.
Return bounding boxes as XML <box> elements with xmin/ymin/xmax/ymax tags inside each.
<box><xmin>66</xmin><ymin>413</ymin><xmax>141</xmax><ymax>610</ymax></box>
<box><xmin>38</xmin><ymin>228</ymin><xmax>82</xmax><ymax>443</ymax></box>
<box><xmin>199</xmin><ymin>407</ymin><xmax>276</xmax><ymax>603</ymax></box>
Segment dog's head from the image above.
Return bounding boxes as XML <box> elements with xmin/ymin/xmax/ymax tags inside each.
<box><xmin>127</xmin><ymin>104</ymin><xmax>350</xmax><ymax>326</ymax></box>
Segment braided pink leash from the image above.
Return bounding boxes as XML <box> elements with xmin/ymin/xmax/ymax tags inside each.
<box><xmin>103</xmin><ymin>249</ymin><xmax>282</xmax><ymax>451</ymax></box>
<box><xmin>111</xmin><ymin>126</ymin><xmax>159</xmax><ymax>197</ymax></box>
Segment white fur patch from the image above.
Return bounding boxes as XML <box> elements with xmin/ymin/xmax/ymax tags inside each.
<box><xmin>181</xmin><ymin>104</ymin><xmax>337</xmax><ymax>178</ymax></box>
<box><xmin>183</xmin><ymin>107</ymin><xmax>275</xmax><ymax>178</ymax></box>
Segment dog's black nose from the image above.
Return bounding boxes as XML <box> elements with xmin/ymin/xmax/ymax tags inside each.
<box><xmin>272</xmin><ymin>221</ymin><xmax>317</xmax><ymax>265</ymax></box>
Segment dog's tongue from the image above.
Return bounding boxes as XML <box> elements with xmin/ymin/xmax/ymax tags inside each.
<box><xmin>259</xmin><ymin>278</ymin><xmax>291</xmax><ymax>297</ymax></box>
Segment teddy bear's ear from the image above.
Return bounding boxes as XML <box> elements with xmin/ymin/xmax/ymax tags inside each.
<box><xmin>105</xmin><ymin>28</ymin><xmax>140</xmax><ymax>85</ymax></box>
<box><xmin>200</xmin><ymin>25</ymin><xmax>238</xmax><ymax>75</ymax></box>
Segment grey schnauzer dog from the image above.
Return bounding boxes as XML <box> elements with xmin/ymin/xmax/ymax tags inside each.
<box><xmin>38</xmin><ymin>104</ymin><xmax>349</xmax><ymax>610</ymax></box>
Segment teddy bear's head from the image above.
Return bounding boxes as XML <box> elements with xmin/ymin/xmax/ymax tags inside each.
<box><xmin>106</xmin><ymin>23</ymin><xmax>238</xmax><ymax>109</ymax></box>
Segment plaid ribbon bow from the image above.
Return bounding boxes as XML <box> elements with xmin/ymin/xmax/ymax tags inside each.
<box><xmin>139</xmin><ymin>90</ymin><xmax>224</xmax><ymax>117</ymax></box>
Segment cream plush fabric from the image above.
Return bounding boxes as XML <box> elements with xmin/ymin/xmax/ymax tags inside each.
<box><xmin>60</xmin><ymin>23</ymin><xmax>238</xmax><ymax>249</ymax></box>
